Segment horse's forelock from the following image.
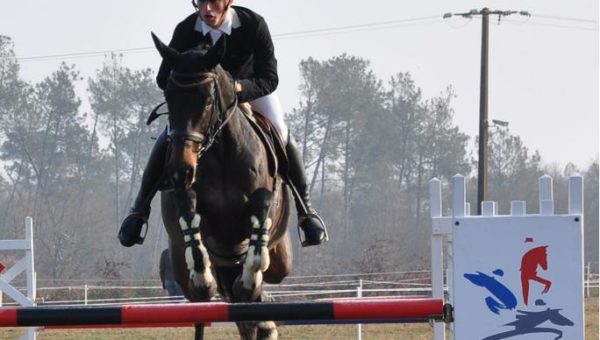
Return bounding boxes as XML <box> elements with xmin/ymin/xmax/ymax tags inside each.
<box><xmin>170</xmin><ymin>50</ymin><xmax>210</xmax><ymax>74</ymax></box>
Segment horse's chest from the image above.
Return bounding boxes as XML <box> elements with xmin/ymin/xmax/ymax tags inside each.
<box><xmin>195</xmin><ymin>163</ymin><xmax>264</xmax><ymax>210</ymax></box>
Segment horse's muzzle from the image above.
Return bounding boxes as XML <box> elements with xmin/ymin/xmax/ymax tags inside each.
<box><xmin>166</xmin><ymin>140</ymin><xmax>200</xmax><ymax>190</ymax></box>
<box><xmin>169</xmin><ymin>166</ymin><xmax>196</xmax><ymax>190</ymax></box>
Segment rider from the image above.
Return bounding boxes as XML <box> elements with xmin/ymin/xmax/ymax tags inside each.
<box><xmin>118</xmin><ymin>0</ymin><xmax>327</xmax><ymax>247</ymax></box>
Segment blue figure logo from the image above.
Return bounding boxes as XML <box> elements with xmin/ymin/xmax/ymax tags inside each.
<box><xmin>463</xmin><ymin>269</ymin><xmax>517</xmax><ymax>314</ymax></box>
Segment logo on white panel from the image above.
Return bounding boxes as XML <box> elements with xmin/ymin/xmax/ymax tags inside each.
<box><xmin>463</xmin><ymin>237</ymin><xmax>574</xmax><ymax>339</ymax></box>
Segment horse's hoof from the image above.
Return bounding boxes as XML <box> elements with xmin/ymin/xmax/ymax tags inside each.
<box><xmin>118</xmin><ymin>214</ymin><xmax>147</xmax><ymax>247</ymax></box>
<box><xmin>188</xmin><ymin>279</ymin><xmax>218</xmax><ymax>301</ymax></box>
<box><xmin>257</xmin><ymin>321</ymin><xmax>278</xmax><ymax>340</ymax></box>
<box><xmin>299</xmin><ymin>213</ymin><xmax>328</xmax><ymax>247</ymax></box>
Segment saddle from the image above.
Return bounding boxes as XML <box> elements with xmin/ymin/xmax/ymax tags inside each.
<box><xmin>237</xmin><ymin>103</ymin><xmax>288</xmax><ymax>179</ymax></box>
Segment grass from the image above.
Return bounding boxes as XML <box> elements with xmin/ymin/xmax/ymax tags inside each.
<box><xmin>8</xmin><ymin>324</ymin><xmax>435</xmax><ymax>340</ymax></box>
<box><xmin>1</xmin><ymin>297</ymin><xmax>597</xmax><ymax>339</ymax></box>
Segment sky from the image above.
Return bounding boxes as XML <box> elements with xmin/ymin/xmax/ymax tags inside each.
<box><xmin>1</xmin><ymin>0</ymin><xmax>598</xmax><ymax>170</ymax></box>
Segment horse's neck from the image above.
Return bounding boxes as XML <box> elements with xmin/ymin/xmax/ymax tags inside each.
<box><xmin>210</xmin><ymin>107</ymin><xmax>254</xmax><ymax>162</ymax></box>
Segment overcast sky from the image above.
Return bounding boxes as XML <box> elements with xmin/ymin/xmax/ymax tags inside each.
<box><xmin>1</xmin><ymin>0</ymin><xmax>598</xmax><ymax>169</ymax></box>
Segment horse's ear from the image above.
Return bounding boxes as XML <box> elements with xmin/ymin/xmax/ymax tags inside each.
<box><xmin>151</xmin><ymin>32</ymin><xmax>179</xmax><ymax>62</ymax></box>
<box><xmin>200</xmin><ymin>35</ymin><xmax>226</xmax><ymax>68</ymax></box>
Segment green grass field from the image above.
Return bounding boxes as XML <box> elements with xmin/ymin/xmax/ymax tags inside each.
<box><xmin>1</xmin><ymin>297</ymin><xmax>597</xmax><ymax>339</ymax></box>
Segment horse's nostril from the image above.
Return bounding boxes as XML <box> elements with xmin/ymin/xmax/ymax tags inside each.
<box><xmin>186</xmin><ymin>168</ymin><xmax>196</xmax><ymax>185</ymax></box>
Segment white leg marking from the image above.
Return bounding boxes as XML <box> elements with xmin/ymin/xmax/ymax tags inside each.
<box><xmin>179</xmin><ymin>214</ymin><xmax>215</xmax><ymax>288</ymax></box>
<box><xmin>245</xmin><ymin>216</ymin><xmax>272</xmax><ymax>274</ymax></box>
<box><xmin>241</xmin><ymin>265</ymin><xmax>263</xmax><ymax>291</ymax></box>
<box><xmin>242</xmin><ymin>215</ymin><xmax>272</xmax><ymax>291</ymax></box>
<box><xmin>260</xmin><ymin>218</ymin><xmax>272</xmax><ymax>271</ymax></box>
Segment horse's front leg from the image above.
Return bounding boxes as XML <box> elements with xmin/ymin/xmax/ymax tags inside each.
<box><xmin>235</xmin><ymin>189</ymin><xmax>274</xmax><ymax>301</ymax></box>
<box><xmin>175</xmin><ymin>189</ymin><xmax>217</xmax><ymax>300</ymax></box>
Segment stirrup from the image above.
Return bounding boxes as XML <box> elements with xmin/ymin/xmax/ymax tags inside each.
<box><xmin>297</xmin><ymin>213</ymin><xmax>329</xmax><ymax>247</ymax></box>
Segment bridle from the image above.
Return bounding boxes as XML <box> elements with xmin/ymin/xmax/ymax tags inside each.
<box><xmin>166</xmin><ymin>70</ymin><xmax>238</xmax><ymax>159</ymax></box>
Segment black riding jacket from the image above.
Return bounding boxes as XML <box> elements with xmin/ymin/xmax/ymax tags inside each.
<box><xmin>156</xmin><ymin>6</ymin><xmax>278</xmax><ymax>103</ymax></box>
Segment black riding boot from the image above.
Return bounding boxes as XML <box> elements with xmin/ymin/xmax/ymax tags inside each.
<box><xmin>118</xmin><ymin>129</ymin><xmax>168</xmax><ymax>247</ymax></box>
<box><xmin>286</xmin><ymin>135</ymin><xmax>328</xmax><ymax>247</ymax></box>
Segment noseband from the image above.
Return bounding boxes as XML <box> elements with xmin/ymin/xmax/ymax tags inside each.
<box><xmin>167</xmin><ymin>70</ymin><xmax>238</xmax><ymax>158</ymax></box>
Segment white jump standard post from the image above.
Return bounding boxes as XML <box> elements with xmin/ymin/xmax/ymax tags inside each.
<box><xmin>430</xmin><ymin>174</ymin><xmax>585</xmax><ymax>340</ymax></box>
<box><xmin>0</xmin><ymin>217</ymin><xmax>37</xmax><ymax>340</ymax></box>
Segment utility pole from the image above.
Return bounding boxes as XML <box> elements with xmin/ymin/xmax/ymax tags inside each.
<box><xmin>443</xmin><ymin>8</ymin><xmax>530</xmax><ymax>215</ymax></box>
<box><xmin>478</xmin><ymin>8</ymin><xmax>490</xmax><ymax>216</ymax></box>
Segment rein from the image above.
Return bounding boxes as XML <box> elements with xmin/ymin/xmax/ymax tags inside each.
<box><xmin>167</xmin><ymin>71</ymin><xmax>239</xmax><ymax>159</ymax></box>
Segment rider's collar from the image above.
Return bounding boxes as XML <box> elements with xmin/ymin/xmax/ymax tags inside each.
<box><xmin>195</xmin><ymin>8</ymin><xmax>241</xmax><ymax>45</ymax></box>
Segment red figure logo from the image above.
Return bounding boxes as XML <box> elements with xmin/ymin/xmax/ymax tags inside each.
<box><xmin>520</xmin><ymin>239</ymin><xmax>552</xmax><ymax>305</ymax></box>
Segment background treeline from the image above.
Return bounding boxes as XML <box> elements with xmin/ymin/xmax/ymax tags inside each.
<box><xmin>0</xmin><ymin>35</ymin><xmax>597</xmax><ymax>285</ymax></box>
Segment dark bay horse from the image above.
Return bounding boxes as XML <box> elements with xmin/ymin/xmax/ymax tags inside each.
<box><xmin>151</xmin><ymin>33</ymin><xmax>292</xmax><ymax>340</ymax></box>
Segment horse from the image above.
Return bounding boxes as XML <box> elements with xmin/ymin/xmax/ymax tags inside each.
<box><xmin>151</xmin><ymin>33</ymin><xmax>292</xmax><ymax>340</ymax></box>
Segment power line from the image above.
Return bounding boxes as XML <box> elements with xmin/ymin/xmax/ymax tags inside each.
<box><xmin>0</xmin><ymin>15</ymin><xmax>458</xmax><ymax>63</ymax></box>
<box><xmin>444</xmin><ymin>12</ymin><xmax>597</xmax><ymax>31</ymax></box>
<box><xmin>506</xmin><ymin>18</ymin><xmax>598</xmax><ymax>31</ymax></box>
<box><xmin>6</xmin><ymin>15</ymin><xmax>441</xmax><ymax>63</ymax></box>
<box><xmin>5</xmin><ymin>13</ymin><xmax>597</xmax><ymax>63</ymax></box>
<box><xmin>273</xmin><ymin>15</ymin><xmax>440</xmax><ymax>39</ymax></box>
<box><xmin>534</xmin><ymin>14</ymin><xmax>598</xmax><ymax>24</ymax></box>
<box><xmin>16</xmin><ymin>47</ymin><xmax>154</xmax><ymax>62</ymax></box>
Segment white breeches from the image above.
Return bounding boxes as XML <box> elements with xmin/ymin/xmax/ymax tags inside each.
<box><xmin>250</xmin><ymin>91</ymin><xmax>289</xmax><ymax>145</ymax></box>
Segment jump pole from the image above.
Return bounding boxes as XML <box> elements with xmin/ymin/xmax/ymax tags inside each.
<box><xmin>0</xmin><ymin>298</ymin><xmax>449</xmax><ymax>327</ymax></box>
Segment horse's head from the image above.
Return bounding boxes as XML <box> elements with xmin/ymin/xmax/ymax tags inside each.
<box><xmin>151</xmin><ymin>33</ymin><xmax>237</xmax><ymax>189</ymax></box>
